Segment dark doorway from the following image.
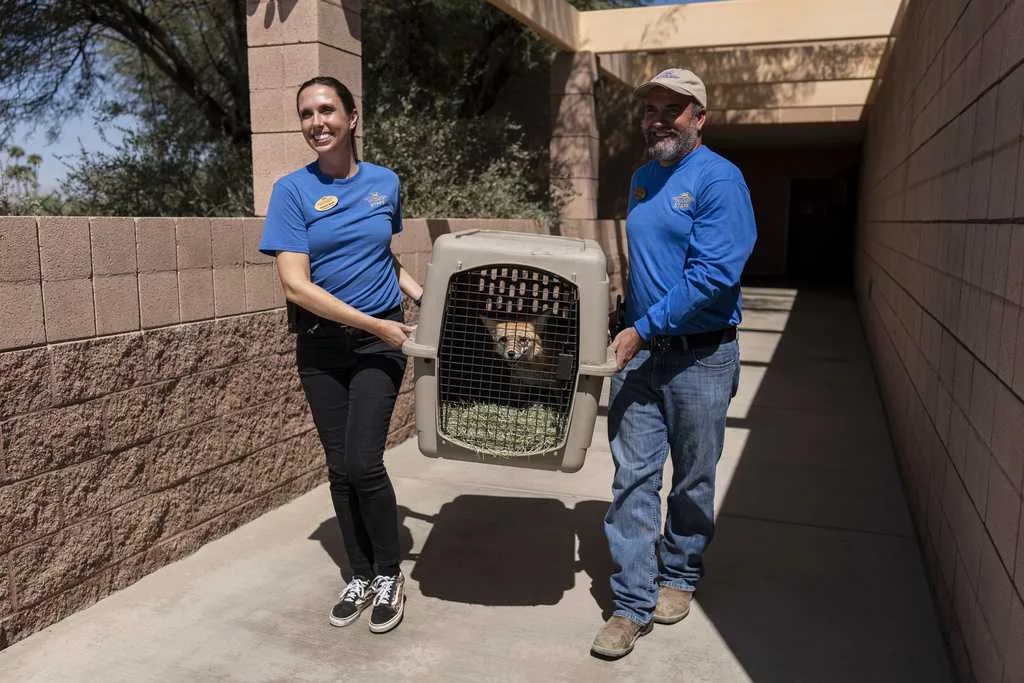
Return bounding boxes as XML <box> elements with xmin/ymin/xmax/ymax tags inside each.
<box><xmin>786</xmin><ymin>175</ymin><xmax>857</xmax><ymax>284</ymax></box>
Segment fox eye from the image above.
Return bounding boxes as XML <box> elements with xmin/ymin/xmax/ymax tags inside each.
<box><xmin>497</xmin><ymin>336</ymin><xmax>507</xmax><ymax>344</ymax></box>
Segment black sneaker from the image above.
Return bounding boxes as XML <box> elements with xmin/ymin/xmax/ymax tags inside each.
<box><xmin>329</xmin><ymin>576</ymin><xmax>374</xmax><ymax>627</ymax></box>
<box><xmin>368</xmin><ymin>573</ymin><xmax>405</xmax><ymax>634</ymax></box>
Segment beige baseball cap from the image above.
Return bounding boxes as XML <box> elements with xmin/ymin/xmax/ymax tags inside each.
<box><xmin>635</xmin><ymin>68</ymin><xmax>707</xmax><ymax>108</ymax></box>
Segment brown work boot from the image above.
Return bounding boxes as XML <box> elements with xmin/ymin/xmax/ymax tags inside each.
<box><xmin>590</xmin><ymin>616</ymin><xmax>653</xmax><ymax>659</ymax></box>
<box><xmin>653</xmin><ymin>586</ymin><xmax>693</xmax><ymax>624</ymax></box>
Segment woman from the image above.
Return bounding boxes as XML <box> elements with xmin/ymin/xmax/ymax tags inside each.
<box><xmin>259</xmin><ymin>76</ymin><xmax>422</xmax><ymax>634</ymax></box>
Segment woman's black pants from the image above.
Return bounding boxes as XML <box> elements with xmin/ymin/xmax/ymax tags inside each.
<box><xmin>297</xmin><ymin>309</ymin><xmax>406</xmax><ymax>579</ymax></box>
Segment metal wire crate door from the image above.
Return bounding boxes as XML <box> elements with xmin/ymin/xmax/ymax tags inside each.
<box><xmin>436</xmin><ymin>265</ymin><xmax>580</xmax><ymax>456</ymax></box>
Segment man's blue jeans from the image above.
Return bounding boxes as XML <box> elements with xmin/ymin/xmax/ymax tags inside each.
<box><xmin>604</xmin><ymin>340</ymin><xmax>740</xmax><ymax>626</ymax></box>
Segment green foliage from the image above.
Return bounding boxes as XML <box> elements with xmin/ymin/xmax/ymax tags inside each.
<box><xmin>359</xmin><ymin>0</ymin><xmax>646</xmax><ymax>220</ymax></box>
<box><xmin>361</xmin><ymin>1</ymin><xmax>563</xmax><ymax>221</ymax></box>
<box><xmin>0</xmin><ymin>193</ymin><xmax>75</xmax><ymax>217</ymax></box>
<box><xmin>0</xmin><ymin>145</ymin><xmax>72</xmax><ymax>215</ymax></box>
<box><xmin>61</xmin><ymin>114</ymin><xmax>252</xmax><ymax>217</ymax></box>
<box><xmin>367</xmin><ymin>98</ymin><xmax>560</xmax><ymax>220</ymax></box>
<box><xmin>362</xmin><ymin>0</ymin><xmax>553</xmax><ymax>117</ymax></box>
<box><xmin>1</xmin><ymin>0</ymin><xmax>251</xmax><ymax>216</ymax></box>
<box><xmin>0</xmin><ymin>1</ymin><xmax>249</xmax><ymax>145</ymax></box>
<box><xmin>1</xmin><ymin>0</ymin><xmax>646</xmax><ymax>218</ymax></box>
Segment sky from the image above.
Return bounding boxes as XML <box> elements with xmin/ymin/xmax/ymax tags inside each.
<box><xmin>10</xmin><ymin>117</ymin><xmax>124</xmax><ymax>193</ymax></box>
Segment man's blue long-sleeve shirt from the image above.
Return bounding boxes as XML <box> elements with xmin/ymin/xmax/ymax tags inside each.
<box><xmin>625</xmin><ymin>145</ymin><xmax>757</xmax><ymax>340</ymax></box>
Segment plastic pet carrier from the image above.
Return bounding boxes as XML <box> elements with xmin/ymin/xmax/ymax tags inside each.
<box><xmin>403</xmin><ymin>230</ymin><xmax>617</xmax><ymax>472</ymax></box>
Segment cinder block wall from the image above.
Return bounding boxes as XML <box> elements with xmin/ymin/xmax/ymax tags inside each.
<box><xmin>855</xmin><ymin>1</ymin><xmax>1024</xmax><ymax>681</ymax></box>
<box><xmin>0</xmin><ymin>216</ymin><xmax>322</xmax><ymax>649</ymax></box>
<box><xmin>0</xmin><ymin>215</ymin><xmax>627</xmax><ymax>648</ymax></box>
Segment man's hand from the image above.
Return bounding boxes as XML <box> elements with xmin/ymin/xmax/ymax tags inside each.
<box><xmin>374</xmin><ymin>320</ymin><xmax>417</xmax><ymax>348</ymax></box>
<box><xmin>610</xmin><ymin>326</ymin><xmax>643</xmax><ymax>369</ymax></box>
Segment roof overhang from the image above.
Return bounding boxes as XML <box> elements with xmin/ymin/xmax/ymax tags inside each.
<box><xmin>488</xmin><ymin>0</ymin><xmax>902</xmax><ymax>53</ymax></box>
<box><xmin>487</xmin><ymin>0</ymin><xmax>905</xmax><ymax>124</ymax></box>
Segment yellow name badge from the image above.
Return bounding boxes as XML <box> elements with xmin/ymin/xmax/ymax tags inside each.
<box><xmin>634</xmin><ymin>187</ymin><xmax>647</xmax><ymax>201</ymax></box>
<box><xmin>314</xmin><ymin>195</ymin><xmax>339</xmax><ymax>212</ymax></box>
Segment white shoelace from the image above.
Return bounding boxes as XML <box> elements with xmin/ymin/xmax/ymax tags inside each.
<box><xmin>371</xmin><ymin>575</ymin><xmax>396</xmax><ymax>607</ymax></box>
<box><xmin>340</xmin><ymin>577</ymin><xmax>370</xmax><ymax>603</ymax></box>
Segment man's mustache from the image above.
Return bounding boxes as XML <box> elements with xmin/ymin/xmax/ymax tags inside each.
<box><xmin>644</xmin><ymin>129</ymin><xmax>681</xmax><ymax>141</ymax></box>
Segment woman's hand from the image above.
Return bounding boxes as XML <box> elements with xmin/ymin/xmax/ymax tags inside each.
<box><xmin>374</xmin><ymin>319</ymin><xmax>417</xmax><ymax>348</ymax></box>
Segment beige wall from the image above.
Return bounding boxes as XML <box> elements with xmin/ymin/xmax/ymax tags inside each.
<box><xmin>0</xmin><ymin>215</ymin><xmax>627</xmax><ymax>649</ymax></box>
<box><xmin>855</xmin><ymin>0</ymin><xmax>1024</xmax><ymax>681</ymax></box>
<box><xmin>247</xmin><ymin>0</ymin><xmax>363</xmax><ymax>217</ymax></box>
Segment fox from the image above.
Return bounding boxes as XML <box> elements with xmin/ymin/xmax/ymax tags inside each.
<box><xmin>480</xmin><ymin>315</ymin><xmax>557</xmax><ymax>387</ymax></box>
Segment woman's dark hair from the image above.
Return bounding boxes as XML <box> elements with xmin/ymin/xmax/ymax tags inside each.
<box><xmin>297</xmin><ymin>76</ymin><xmax>359</xmax><ymax>162</ymax></box>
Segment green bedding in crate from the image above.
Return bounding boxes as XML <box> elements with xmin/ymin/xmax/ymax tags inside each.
<box><xmin>440</xmin><ymin>401</ymin><xmax>565</xmax><ymax>456</ymax></box>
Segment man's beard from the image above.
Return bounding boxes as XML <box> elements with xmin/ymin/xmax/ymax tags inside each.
<box><xmin>645</xmin><ymin>126</ymin><xmax>700</xmax><ymax>163</ymax></box>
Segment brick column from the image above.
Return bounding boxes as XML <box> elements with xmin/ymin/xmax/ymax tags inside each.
<box><xmin>551</xmin><ymin>51</ymin><xmax>599</xmax><ymax>220</ymax></box>
<box><xmin>246</xmin><ymin>0</ymin><xmax>363</xmax><ymax>216</ymax></box>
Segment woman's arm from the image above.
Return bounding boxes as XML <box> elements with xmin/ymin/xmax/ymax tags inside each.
<box><xmin>276</xmin><ymin>251</ymin><xmax>413</xmax><ymax>347</ymax></box>
<box><xmin>392</xmin><ymin>252</ymin><xmax>424</xmax><ymax>303</ymax></box>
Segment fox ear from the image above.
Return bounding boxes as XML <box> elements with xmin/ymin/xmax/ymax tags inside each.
<box><xmin>479</xmin><ymin>316</ymin><xmax>498</xmax><ymax>336</ymax></box>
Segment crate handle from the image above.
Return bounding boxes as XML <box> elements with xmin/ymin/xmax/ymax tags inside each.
<box><xmin>402</xmin><ymin>331</ymin><xmax>436</xmax><ymax>359</ymax></box>
<box><xmin>579</xmin><ymin>346</ymin><xmax>620</xmax><ymax>377</ymax></box>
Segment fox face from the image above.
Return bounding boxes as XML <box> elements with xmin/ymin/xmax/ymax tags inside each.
<box><xmin>481</xmin><ymin>316</ymin><xmax>547</xmax><ymax>363</ymax></box>
<box><xmin>480</xmin><ymin>315</ymin><xmax>561</xmax><ymax>388</ymax></box>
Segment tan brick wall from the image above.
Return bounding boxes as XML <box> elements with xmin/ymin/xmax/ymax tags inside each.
<box><xmin>247</xmin><ymin>0</ymin><xmax>364</xmax><ymax>216</ymax></box>
<box><xmin>0</xmin><ymin>216</ymin><xmax>315</xmax><ymax>649</ymax></box>
<box><xmin>0</xmin><ymin>215</ymin><xmax>627</xmax><ymax>649</ymax></box>
<box><xmin>551</xmin><ymin>52</ymin><xmax>601</xmax><ymax>220</ymax></box>
<box><xmin>856</xmin><ymin>1</ymin><xmax>1024</xmax><ymax>681</ymax></box>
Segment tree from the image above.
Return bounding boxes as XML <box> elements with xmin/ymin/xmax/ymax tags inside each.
<box><xmin>368</xmin><ymin>97</ymin><xmax>557</xmax><ymax>219</ymax></box>
<box><xmin>361</xmin><ymin>1</ymin><xmax>572</xmax><ymax>220</ymax></box>
<box><xmin>0</xmin><ymin>0</ymin><xmax>249</xmax><ymax>145</ymax></box>
<box><xmin>1</xmin><ymin>0</ymin><xmax>252</xmax><ymax>216</ymax></box>
<box><xmin>1</xmin><ymin>0</ymin><xmax>646</xmax><ymax>218</ymax></box>
<box><xmin>0</xmin><ymin>146</ymin><xmax>71</xmax><ymax>215</ymax></box>
<box><xmin>59</xmin><ymin>107</ymin><xmax>253</xmax><ymax>216</ymax></box>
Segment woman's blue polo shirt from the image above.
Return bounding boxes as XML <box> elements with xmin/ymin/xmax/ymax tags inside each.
<box><xmin>259</xmin><ymin>161</ymin><xmax>403</xmax><ymax>316</ymax></box>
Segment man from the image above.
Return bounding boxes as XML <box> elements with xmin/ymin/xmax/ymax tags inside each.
<box><xmin>591</xmin><ymin>68</ymin><xmax>757</xmax><ymax>659</ymax></box>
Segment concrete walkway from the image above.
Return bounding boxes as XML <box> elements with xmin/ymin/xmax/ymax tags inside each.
<box><xmin>0</xmin><ymin>288</ymin><xmax>954</xmax><ymax>683</ymax></box>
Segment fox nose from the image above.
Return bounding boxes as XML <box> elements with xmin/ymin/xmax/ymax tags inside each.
<box><xmin>506</xmin><ymin>351</ymin><xmax>515</xmax><ymax>359</ymax></box>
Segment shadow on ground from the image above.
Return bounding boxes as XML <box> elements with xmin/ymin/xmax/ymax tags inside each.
<box><xmin>311</xmin><ymin>498</ymin><xmax>616</xmax><ymax>615</ymax></box>
<box><xmin>308</xmin><ymin>287</ymin><xmax>953</xmax><ymax>682</ymax></box>
<box><xmin>696</xmin><ymin>287</ymin><xmax>953</xmax><ymax>683</ymax></box>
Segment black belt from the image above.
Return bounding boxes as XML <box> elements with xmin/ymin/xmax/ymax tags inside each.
<box><xmin>646</xmin><ymin>327</ymin><xmax>737</xmax><ymax>352</ymax></box>
<box><xmin>288</xmin><ymin>302</ymin><xmax>403</xmax><ymax>336</ymax></box>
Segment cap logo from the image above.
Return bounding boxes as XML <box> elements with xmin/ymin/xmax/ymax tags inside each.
<box><xmin>314</xmin><ymin>195</ymin><xmax>338</xmax><ymax>212</ymax></box>
<box><xmin>655</xmin><ymin>69</ymin><xmax>678</xmax><ymax>79</ymax></box>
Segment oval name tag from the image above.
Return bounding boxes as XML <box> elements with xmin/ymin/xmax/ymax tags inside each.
<box><xmin>314</xmin><ymin>195</ymin><xmax>339</xmax><ymax>212</ymax></box>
